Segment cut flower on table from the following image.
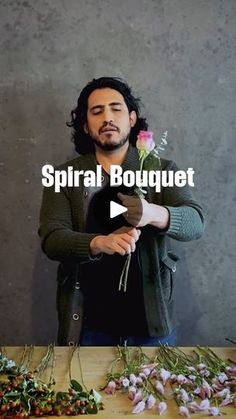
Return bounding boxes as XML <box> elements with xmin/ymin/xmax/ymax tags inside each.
<box><xmin>103</xmin><ymin>345</ymin><xmax>236</xmax><ymax>416</ymax></box>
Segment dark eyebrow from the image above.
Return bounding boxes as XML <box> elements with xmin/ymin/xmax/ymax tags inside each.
<box><xmin>89</xmin><ymin>102</ymin><xmax>123</xmax><ymax>111</ymax></box>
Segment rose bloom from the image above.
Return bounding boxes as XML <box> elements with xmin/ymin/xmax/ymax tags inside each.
<box><xmin>136</xmin><ymin>130</ymin><xmax>155</xmax><ymax>152</ymax></box>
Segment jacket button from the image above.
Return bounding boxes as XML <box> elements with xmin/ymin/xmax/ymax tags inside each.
<box><xmin>72</xmin><ymin>313</ymin><xmax>80</xmax><ymax>321</ymax></box>
<box><xmin>172</xmin><ymin>266</ymin><xmax>176</xmax><ymax>273</ymax></box>
<box><xmin>68</xmin><ymin>341</ymin><xmax>75</xmax><ymax>346</ymax></box>
<box><xmin>75</xmin><ymin>282</ymin><xmax>80</xmax><ymax>289</ymax></box>
<box><xmin>101</xmin><ymin>175</ymin><xmax>105</xmax><ymax>182</ymax></box>
<box><xmin>84</xmin><ymin>190</ymin><xmax>88</xmax><ymax>197</ymax></box>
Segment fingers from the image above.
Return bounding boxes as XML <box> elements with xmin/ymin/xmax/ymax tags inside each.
<box><xmin>112</xmin><ymin>226</ymin><xmax>141</xmax><ymax>241</ymax></box>
<box><xmin>91</xmin><ymin>231</ymin><xmax>140</xmax><ymax>256</ymax></box>
<box><xmin>126</xmin><ymin>228</ymin><xmax>141</xmax><ymax>241</ymax></box>
<box><xmin>118</xmin><ymin>193</ymin><xmax>143</xmax><ymax>227</ymax></box>
<box><xmin>114</xmin><ymin>238</ymin><xmax>134</xmax><ymax>255</ymax></box>
<box><xmin>108</xmin><ymin>231</ymin><xmax>139</xmax><ymax>255</ymax></box>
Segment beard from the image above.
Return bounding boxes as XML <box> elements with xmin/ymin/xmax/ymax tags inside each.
<box><xmin>90</xmin><ymin>133</ymin><xmax>129</xmax><ymax>151</ymax></box>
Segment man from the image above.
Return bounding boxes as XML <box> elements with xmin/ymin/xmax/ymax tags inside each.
<box><xmin>39</xmin><ymin>77</ymin><xmax>205</xmax><ymax>346</ymax></box>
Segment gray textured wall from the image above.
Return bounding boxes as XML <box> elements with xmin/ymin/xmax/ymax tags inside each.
<box><xmin>0</xmin><ymin>0</ymin><xmax>235</xmax><ymax>346</ymax></box>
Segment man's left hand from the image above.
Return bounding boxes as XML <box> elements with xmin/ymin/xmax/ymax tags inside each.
<box><xmin>117</xmin><ymin>193</ymin><xmax>152</xmax><ymax>227</ymax></box>
<box><xmin>117</xmin><ymin>193</ymin><xmax>170</xmax><ymax>229</ymax></box>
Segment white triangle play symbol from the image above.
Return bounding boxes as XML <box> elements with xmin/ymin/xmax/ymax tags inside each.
<box><xmin>110</xmin><ymin>201</ymin><xmax>128</xmax><ymax>219</ymax></box>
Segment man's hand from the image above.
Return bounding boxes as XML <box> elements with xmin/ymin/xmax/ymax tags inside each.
<box><xmin>117</xmin><ymin>193</ymin><xmax>170</xmax><ymax>229</ymax></box>
<box><xmin>90</xmin><ymin>227</ymin><xmax>141</xmax><ymax>256</ymax></box>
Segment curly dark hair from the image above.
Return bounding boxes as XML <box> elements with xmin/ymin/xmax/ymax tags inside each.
<box><xmin>67</xmin><ymin>77</ymin><xmax>148</xmax><ymax>154</ymax></box>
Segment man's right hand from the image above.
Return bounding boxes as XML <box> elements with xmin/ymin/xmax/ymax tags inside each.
<box><xmin>90</xmin><ymin>227</ymin><xmax>141</xmax><ymax>256</ymax></box>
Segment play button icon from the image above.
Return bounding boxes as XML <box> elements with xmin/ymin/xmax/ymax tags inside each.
<box><xmin>110</xmin><ymin>201</ymin><xmax>127</xmax><ymax>219</ymax></box>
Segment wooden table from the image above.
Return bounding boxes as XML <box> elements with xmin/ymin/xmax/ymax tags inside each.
<box><xmin>3</xmin><ymin>347</ymin><xmax>236</xmax><ymax>418</ymax></box>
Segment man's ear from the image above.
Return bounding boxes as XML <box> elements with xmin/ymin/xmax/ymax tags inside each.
<box><xmin>83</xmin><ymin>122</ymin><xmax>88</xmax><ymax>134</ymax></box>
<box><xmin>129</xmin><ymin>110</ymin><xmax>137</xmax><ymax>127</ymax></box>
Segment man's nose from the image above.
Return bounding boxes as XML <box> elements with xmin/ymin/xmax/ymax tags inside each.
<box><xmin>103</xmin><ymin>108</ymin><xmax>114</xmax><ymax>123</ymax></box>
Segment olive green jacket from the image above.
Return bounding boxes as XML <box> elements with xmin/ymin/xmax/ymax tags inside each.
<box><xmin>38</xmin><ymin>145</ymin><xmax>205</xmax><ymax>345</ymax></box>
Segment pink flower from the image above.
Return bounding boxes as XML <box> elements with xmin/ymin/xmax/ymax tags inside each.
<box><xmin>189</xmin><ymin>401</ymin><xmax>201</xmax><ymax>413</ymax></box>
<box><xmin>194</xmin><ymin>386</ymin><xmax>201</xmax><ymax>395</ymax></box>
<box><xmin>132</xmin><ymin>400</ymin><xmax>146</xmax><ymax>414</ymax></box>
<box><xmin>132</xmin><ymin>390</ymin><xmax>143</xmax><ymax>405</ymax></box>
<box><xmin>197</xmin><ymin>363</ymin><xmax>207</xmax><ymax>370</ymax></box>
<box><xmin>139</xmin><ymin>372</ymin><xmax>147</xmax><ymax>380</ymax></box>
<box><xmin>170</xmin><ymin>373</ymin><xmax>177</xmax><ymax>382</ymax></box>
<box><xmin>217</xmin><ymin>372</ymin><xmax>228</xmax><ymax>383</ymax></box>
<box><xmin>188</xmin><ymin>374</ymin><xmax>196</xmax><ymax>381</ymax></box>
<box><xmin>179</xmin><ymin>406</ymin><xmax>190</xmax><ymax>418</ymax></box>
<box><xmin>142</xmin><ymin>367</ymin><xmax>151</xmax><ymax>377</ymax></box>
<box><xmin>220</xmin><ymin>396</ymin><xmax>233</xmax><ymax>407</ymax></box>
<box><xmin>200</xmin><ymin>369</ymin><xmax>211</xmax><ymax>377</ymax></box>
<box><xmin>199</xmin><ymin>399</ymin><xmax>210</xmax><ymax>410</ymax></box>
<box><xmin>136</xmin><ymin>130</ymin><xmax>155</xmax><ymax>152</ymax></box>
<box><xmin>160</xmin><ymin>368</ymin><xmax>171</xmax><ymax>385</ymax></box>
<box><xmin>177</xmin><ymin>374</ymin><xmax>188</xmax><ymax>385</ymax></box>
<box><xmin>212</xmin><ymin>378</ymin><xmax>224</xmax><ymax>391</ymax></box>
<box><xmin>104</xmin><ymin>380</ymin><xmax>116</xmax><ymax>394</ymax></box>
<box><xmin>129</xmin><ymin>373</ymin><xmax>138</xmax><ymax>385</ymax></box>
<box><xmin>158</xmin><ymin>401</ymin><xmax>167</xmax><ymax>415</ymax></box>
<box><xmin>150</xmin><ymin>369</ymin><xmax>158</xmax><ymax>378</ymax></box>
<box><xmin>208</xmin><ymin>406</ymin><xmax>221</xmax><ymax>416</ymax></box>
<box><xmin>214</xmin><ymin>388</ymin><xmax>230</xmax><ymax>398</ymax></box>
<box><xmin>179</xmin><ymin>388</ymin><xmax>190</xmax><ymax>403</ymax></box>
<box><xmin>226</xmin><ymin>366</ymin><xmax>236</xmax><ymax>376</ymax></box>
<box><xmin>147</xmin><ymin>394</ymin><xmax>156</xmax><ymax>409</ymax></box>
<box><xmin>136</xmin><ymin>376</ymin><xmax>144</xmax><ymax>385</ymax></box>
<box><xmin>155</xmin><ymin>380</ymin><xmax>165</xmax><ymax>395</ymax></box>
<box><xmin>128</xmin><ymin>386</ymin><xmax>137</xmax><ymax>400</ymax></box>
<box><xmin>122</xmin><ymin>377</ymin><xmax>129</xmax><ymax>388</ymax></box>
<box><xmin>202</xmin><ymin>379</ymin><xmax>212</xmax><ymax>399</ymax></box>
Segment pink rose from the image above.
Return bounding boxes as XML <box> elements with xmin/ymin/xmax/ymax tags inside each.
<box><xmin>136</xmin><ymin>130</ymin><xmax>155</xmax><ymax>152</ymax></box>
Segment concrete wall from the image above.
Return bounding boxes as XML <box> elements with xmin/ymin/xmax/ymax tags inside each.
<box><xmin>0</xmin><ymin>0</ymin><xmax>235</xmax><ymax>345</ymax></box>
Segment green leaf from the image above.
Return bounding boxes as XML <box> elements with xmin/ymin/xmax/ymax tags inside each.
<box><xmin>56</xmin><ymin>391</ymin><xmax>67</xmax><ymax>401</ymax></box>
<box><xmin>4</xmin><ymin>391</ymin><xmax>20</xmax><ymax>398</ymax></box>
<box><xmin>85</xmin><ymin>404</ymin><xmax>98</xmax><ymax>414</ymax></box>
<box><xmin>70</xmin><ymin>379</ymin><xmax>83</xmax><ymax>392</ymax></box>
<box><xmin>77</xmin><ymin>391</ymin><xmax>88</xmax><ymax>398</ymax></box>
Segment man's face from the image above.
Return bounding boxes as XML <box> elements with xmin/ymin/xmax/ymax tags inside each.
<box><xmin>84</xmin><ymin>88</ymin><xmax>137</xmax><ymax>151</ymax></box>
